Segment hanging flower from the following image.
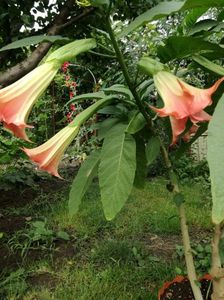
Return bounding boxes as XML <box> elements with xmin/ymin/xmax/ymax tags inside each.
<box><xmin>23</xmin><ymin>124</ymin><xmax>79</xmax><ymax>178</ymax></box>
<box><xmin>0</xmin><ymin>61</ymin><xmax>59</xmax><ymax>140</ymax></box>
<box><xmin>150</xmin><ymin>71</ymin><xmax>224</xmax><ymax>143</ymax></box>
<box><xmin>169</xmin><ymin>116</ymin><xmax>188</xmax><ymax>144</ymax></box>
<box><xmin>0</xmin><ymin>38</ymin><xmax>96</xmax><ymax>141</ymax></box>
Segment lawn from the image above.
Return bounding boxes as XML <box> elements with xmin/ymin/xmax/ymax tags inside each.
<box><xmin>0</xmin><ymin>175</ymin><xmax>212</xmax><ymax>300</ymax></box>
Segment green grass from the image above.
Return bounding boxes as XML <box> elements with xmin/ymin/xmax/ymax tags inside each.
<box><xmin>0</xmin><ymin>177</ymin><xmax>212</xmax><ymax>300</ymax></box>
<box><xmin>47</xmin><ymin>178</ymin><xmax>211</xmax><ymax>236</ymax></box>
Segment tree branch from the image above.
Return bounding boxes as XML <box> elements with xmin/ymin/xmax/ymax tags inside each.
<box><xmin>56</xmin><ymin>7</ymin><xmax>95</xmax><ymax>30</ymax></box>
<box><xmin>0</xmin><ymin>2</ymin><xmax>94</xmax><ymax>87</ymax></box>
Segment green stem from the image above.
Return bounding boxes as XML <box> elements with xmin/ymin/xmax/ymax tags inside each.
<box><xmin>105</xmin><ymin>16</ymin><xmax>203</xmax><ymax>300</ymax></box>
<box><xmin>105</xmin><ymin>18</ymin><xmax>151</xmax><ymax>125</ymax></box>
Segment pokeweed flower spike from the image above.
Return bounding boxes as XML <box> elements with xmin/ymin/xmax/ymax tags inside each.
<box><xmin>138</xmin><ymin>57</ymin><xmax>224</xmax><ymax>144</ymax></box>
<box><xmin>0</xmin><ymin>38</ymin><xmax>96</xmax><ymax>141</ymax></box>
<box><xmin>23</xmin><ymin>123</ymin><xmax>79</xmax><ymax>178</ymax></box>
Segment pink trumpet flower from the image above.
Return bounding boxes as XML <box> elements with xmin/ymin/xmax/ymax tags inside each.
<box><xmin>23</xmin><ymin>124</ymin><xmax>79</xmax><ymax>178</ymax></box>
<box><xmin>150</xmin><ymin>71</ymin><xmax>224</xmax><ymax>143</ymax></box>
<box><xmin>0</xmin><ymin>61</ymin><xmax>59</xmax><ymax>141</ymax></box>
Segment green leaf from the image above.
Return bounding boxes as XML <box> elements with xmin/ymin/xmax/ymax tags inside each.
<box><xmin>218</xmin><ymin>9</ymin><xmax>224</xmax><ymax>21</ymax></box>
<box><xmin>99</xmin><ymin>123</ymin><xmax>136</xmax><ymax>220</ymax></box>
<box><xmin>118</xmin><ymin>1</ymin><xmax>184</xmax><ymax>38</ymax></box>
<box><xmin>207</xmin><ymin>94</ymin><xmax>224</xmax><ymax>224</ymax></box>
<box><xmin>181</xmin><ymin>0</ymin><xmax>224</xmax><ymax>10</ymax></box>
<box><xmin>56</xmin><ymin>231</ymin><xmax>70</xmax><ymax>241</ymax></box>
<box><xmin>0</xmin><ymin>35</ymin><xmax>69</xmax><ymax>51</ymax></box>
<box><xmin>145</xmin><ymin>136</ymin><xmax>160</xmax><ymax>166</ymax></box>
<box><xmin>97</xmin><ymin>118</ymin><xmax>119</xmax><ymax>140</ymax></box>
<box><xmin>72</xmin><ymin>96</ymin><xmax>117</xmax><ymax>126</ymax></box>
<box><xmin>158</xmin><ymin>36</ymin><xmax>224</xmax><ymax>63</ymax></box>
<box><xmin>126</xmin><ymin>112</ymin><xmax>146</xmax><ymax>134</ymax></box>
<box><xmin>192</xmin><ymin>55</ymin><xmax>224</xmax><ymax>76</ymax></box>
<box><xmin>134</xmin><ymin>137</ymin><xmax>147</xmax><ymax>189</ymax></box>
<box><xmin>183</xmin><ymin>7</ymin><xmax>208</xmax><ymax>29</ymax></box>
<box><xmin>212</xmin><ymin>22</ymin><xmax>224</xmax><ymax>33</ymax></box>
<box><xmin>69</xmin><ymin>150</ymin><xmax>101</xmax><ymax>216</ymax></box>
<box><xmin>188</xmin><ymin>19</ymin><xmax>219</xmax><ymax>35</ymax></box>
<box><xmin>0</xmin><ymin>153</ymin><xmax>11</xmax><ymax>164</ymax></box>
<box><xmin>67</xmin><ymin>91</ymin><xmax>105</xmax><ymax>106</ymax></box>
<box><xmin>97</xmin><ymin>106</ymin><xmax>121</xmax><ymax>115</ymax></box>
<box><xmin>103</xmin><ymin>85</ymin><xmax>133</xmax><ymax>101</ymax></box>
<box><xmin>118</xmin><ymin>0</ymin><xmax>224</xmax><ymax>38</ymax></box>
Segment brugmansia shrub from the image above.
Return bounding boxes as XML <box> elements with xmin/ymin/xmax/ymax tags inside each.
<box><xmin>1</xmin><ymin>0</ymin><xmax>224</xmax><ymax>299</ymax></box>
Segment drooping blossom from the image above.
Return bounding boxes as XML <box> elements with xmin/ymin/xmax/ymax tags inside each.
<box><xmin>0</xmin><ymin>61</ymin><xmax>59</xmax><ymax>140</ymax></box>
<box><xmin>0</xmin><ymin>38</ymin><xmax>96</xmax><ymax>141</ymax></box>
<box><xmin>150</xmin><ymin>71</ymin><xmax>224</xmax><ymax>143</ymax></box>
<box><xmin>23</xmin><ymin>124</ymin><xmax>79</xmax><ymax>177</ymax></box>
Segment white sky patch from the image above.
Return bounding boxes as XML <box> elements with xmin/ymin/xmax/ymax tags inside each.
<box><xmin>20</xmin><ymin>0</ymin><xmax>58</xmax><ymax>32</ymax></box>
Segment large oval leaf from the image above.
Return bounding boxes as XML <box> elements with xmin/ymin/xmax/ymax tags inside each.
<box><xmin>99</xmin><ymin>123</ymin><xmax>136</xmax><ymax>220</ymax></box>
<box><xmin>182</xmin><ymin>7</ymin><xmax>208</xmax><ymax>30</ymax></box>
<box><xmin>207</xmin><ymin>94</ymin><xmax>224</xmax><ymax>224</ymax></box>
<box><xmin>126</xmin><ymin>112</ymin><xmax>146</xmax><ymax>134</ymax></box>
<box><xmin>103</xmin><ymin>85</ymin><xmax>133</xmax><ymax>101</ymax></box>
<box><xmin>145</xmin><ymin>136</ymin><xmax>160</xmax><ymax>166</ymax></box>
<box><xmin>69</xmin><ymin>150</ymin><xmax>101</xmax><ymax>216</ymax></box>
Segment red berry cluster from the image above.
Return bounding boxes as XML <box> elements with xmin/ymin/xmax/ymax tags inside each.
<box><xmin>62</xmin><ymin>61</ymin><xmax>69</xmax><ymax>73</ymax></box>
<box><xmin>61</xmin><ymin>61</ymin><xmax>78</xmax><ymax>123</ymax></box>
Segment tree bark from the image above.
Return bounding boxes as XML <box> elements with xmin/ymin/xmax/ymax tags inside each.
<box><xmin>0</xmin><ymin>2</ymin><xmax>94</xmax><ymax>87</ymax></box>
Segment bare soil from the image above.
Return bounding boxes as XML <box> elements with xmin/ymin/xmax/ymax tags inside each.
<box><xmin>160</xmin><ymin>277</ymin><xmax>212</xmax><ymax>300</ymax></box>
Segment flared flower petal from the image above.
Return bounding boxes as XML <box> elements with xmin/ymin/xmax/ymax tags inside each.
<box><xmin>0</xmin><ymin>61</ymin><xmax>59</xmax><ymax>140</ymax></box>
<box><xmin>150</xmin><ymin>71</ymin><xmax>224</xmax><ymax>142</ymax></box>
<box><xmin>169</xmin><ymin>116</ymin><xmax>188</xmax><ymax>144</ymax></box>
<box><xmin>23</xmin><ymin>124</ymin><xmax>79</xmax><ymax>178</ymax></box>
<box><xmin>151</xmin><ymin>71</ymin><xmax>224</xmax><ymax>119</ymax></box>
